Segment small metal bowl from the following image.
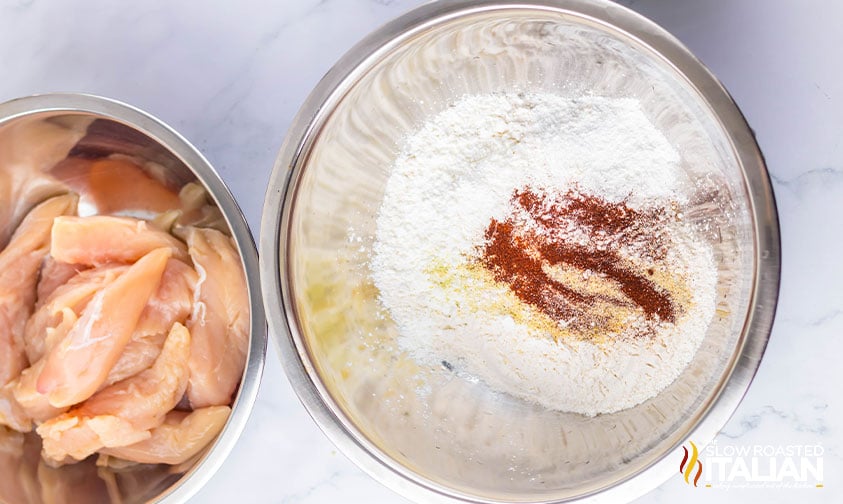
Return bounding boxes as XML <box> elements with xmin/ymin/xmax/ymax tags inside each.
<box><xmin>0</xmin><ymin>93</ymin><xmax>266</xmax><ymax>504</ymax></box>
<box><xmin>261</xmin><ymin>0</ymin><xmax>780</xmax><ymax>502</ymax></box>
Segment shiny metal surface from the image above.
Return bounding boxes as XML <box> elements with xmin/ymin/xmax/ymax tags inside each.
<box><xmin>261</xmin><ymin>1</ymin><xmax>780</xmax><ymax>502</ymax></box>
<box><xmin>0</xmin><ymin>93</ymin><xmax>267</xmax><ymax>504</ymax></box>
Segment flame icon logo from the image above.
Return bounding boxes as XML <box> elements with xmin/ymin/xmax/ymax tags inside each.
<box><xmin>679</xmin><ymin>441</ymin><xmax>703</xmax><ymax>487</ymax></box>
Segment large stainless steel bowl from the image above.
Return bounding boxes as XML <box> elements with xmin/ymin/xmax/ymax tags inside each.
<box><xmin>0</xmin><ymin>93</ymin><xmax>266</xmax><ymax>504</ymax></box>
<box><xmin>261</xmin><ymin>1</ymin><xmax>780</xmax><ymax>502</ymax></box>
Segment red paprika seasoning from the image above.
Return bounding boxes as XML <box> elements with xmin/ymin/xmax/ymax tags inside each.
<box><xmin>479</xmin><ymin>187</ymin><xmax>678</xmax><ymax>333</ymax></box>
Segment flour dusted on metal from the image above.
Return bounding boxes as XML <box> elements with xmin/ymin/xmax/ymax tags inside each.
<box><xmin>371</xmin><ymin>93</ymin><xmax>717</xmax><ymax>416</ymax></box>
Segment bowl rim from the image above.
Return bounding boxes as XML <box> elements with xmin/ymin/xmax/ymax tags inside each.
<box><xmin>0</xmin><ymin>92</ymin><xmax>268</xmax><ymax>504</ymax></box>
<box><xmin>260</xmin><ymin>0</ymin><xmax>781</xmax><ymax>502</ymax></box>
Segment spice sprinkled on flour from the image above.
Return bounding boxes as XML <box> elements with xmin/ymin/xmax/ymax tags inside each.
<box><xmin>479</xmin><ymin>187</ymin><xmax>685</xmax><ymax>338</ymax></box>
<box><xmin>371</xmin><ymin>92</ymin><xmax>717</xmax><ymax>416</ymax></box>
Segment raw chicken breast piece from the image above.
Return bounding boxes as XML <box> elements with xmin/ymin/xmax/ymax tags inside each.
<box><xmin>50</xmin><ymin>215</ymin><xmax>188</xmax><ymax>266</ymax></box>
<box><xmin>0</xmin><ymin>194</ymin><xmax>78</xmax><ymax>386</ymax></box>
<box><xmin>36</xmin><ymin>322</ymin><xmax>191</xmax><ymax>464</ymax></box>
<box><xmin>0</xmin><ymin>382</ymin><xmax>31</xmax><ymax>432</ymax></box>
<box><xmin>25</xmin><ymin>265</ymin><xmax>128</xmax><ymax>363</ymax></box>
<box><xmin>103</xmin><ymin>332</ymin><xmax>167</xmax><ymax>391</ymax></box>
<box><xmin>181</xmin><ymin>227</ymin><xmax>249</xmax><ymax>408</ymax></box>
<box><xmin>12</xmin><ymin>309</ymin><xmax>78</xmax><ymax>429</ymax></box>
<box><xmin>100</xmin><ymin>405</ymin><xmax>229</xmax><ymax>465</ymax></box>
<box><xmin>104</xmin><ymin>258</ymin><xmax>197</xmax><ymax>386</ymax></box>
<box><xmin>37</xmin><ymin>247</ymin><xmax>171</xmax><ymax>407</ymax></box>
<box><xmin>35</xmin><ymin>257</ymin><xmax>85</xmax><ymax>306</ymax></box>
<box><xmin>13</xmin><ymin>359</ymin><xmax>67</xmax><ymax>428</ymax></box>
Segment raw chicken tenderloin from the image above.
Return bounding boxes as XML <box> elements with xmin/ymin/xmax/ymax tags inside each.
<box><xmin>37</xmin><ymin>248</ymin><xmax>171</xmax><ymax>407</ymax></box>
<box><xmin>24</xmin><ymin>265</ymin><xmax>128</xmax><ymax>363</ymax></box>
<box><xmin>12</xmin><ymin>362</ymin><xmax>63</xmax><ymax>428</ymax></box>
<box><xmin>182</xmin><ymin>227</ymin><xmax>249</xmax><ymax>408</ymax></box>
<box><xmin>104</xmin><ymin>258</ymin><xmax>197</xmax><ymax>386</ymax></box>
<box><xmin>15</xmin><ymin>259</ymin><xmax>195</xmax><ymax>429</ymax></box>
<box><xmin>0</xmin><ymin>383</ymin><xmax>31</xmax><ymax>432</ymax></box>
<box><xmin>36</xmin><ymin>322</ymin><xmax>191</xmax><ymax>464</ymax></box>
<box><xmin>50</xmin><ymin>215</ymin><xmax>189</xmax><ymax>266</ymax></box>
<box><xmin>35</xmin><ymin>257</ymin><xmax>84</xmax><ymax>307</ymax></box>
<box><xmin>9</xmin><ymin>268</ymin><xmax>116</xmax><ymax>431</ymax></box>
<box><xmin>99</xmin><ymin>406</ymin><xmax>229</xmax><ymax>464</ymax></box>
<box><xmin>7</xmin><ymin>309</ymin><xmax>79</xmax><ymax>430</ymax></box>
<box><xmin>0</xmin><ymin>194</ymin><xmax>78</xmax><ymax>386</ymax></box>
<box><xmin>102</xmin><ymin>332</ymin><xmax>167</xmax><ymax>390</ymax></box>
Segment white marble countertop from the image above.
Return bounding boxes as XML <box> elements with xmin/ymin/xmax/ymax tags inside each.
<box><xmin>1</xmin><ymin>0</ymin><xmax>839</xmax><ymax>503</ymax></box>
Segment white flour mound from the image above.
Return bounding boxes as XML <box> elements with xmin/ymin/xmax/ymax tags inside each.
<box><xmin>371</xmin><ymin>92</ymin><xmax>717</xmax><ymax>416</ymax></box>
